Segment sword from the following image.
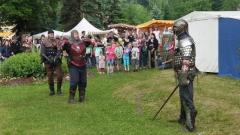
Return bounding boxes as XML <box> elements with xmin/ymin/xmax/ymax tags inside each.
<box><xmin>152</xmin><ymin>84</ymin><xmax>179</xmax><ymax>121</ymax></box>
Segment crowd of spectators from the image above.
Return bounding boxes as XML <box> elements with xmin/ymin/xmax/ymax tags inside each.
<box><xmin>0</xmin><ymin>26</ymin><xmax>175</xmax><ymax>72</ymax></box>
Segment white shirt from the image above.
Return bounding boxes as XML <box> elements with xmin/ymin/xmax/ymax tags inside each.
<box><xmin>131</xmin><ymin>47</ymin><xmax>139</xmax><ymax>59</ymax></box>
<box><xmin>153</xmin><ymin>30</ymin><xmax>162</xmax><ymax>44</ymax></box>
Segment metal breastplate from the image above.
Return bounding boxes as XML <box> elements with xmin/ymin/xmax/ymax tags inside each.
<box><xmin>174</xmin><ymin>41</ymin><xmax>196</xmax><ymax>74</ymax></box>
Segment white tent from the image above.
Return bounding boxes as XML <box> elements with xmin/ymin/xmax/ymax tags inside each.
<box><xmin>180</xmin><ymin>11</ymin><xmax>240</xmax><ymax>74</ymax></box>
<box><xmin>63</xmin><ymin>18</ymin><xmax>117</xmax><ymax>36</ymax></box>
<box><xmin>33</xmin><ymin>30</ymin><xmax>64</xmax><ymax>39</ymax></box>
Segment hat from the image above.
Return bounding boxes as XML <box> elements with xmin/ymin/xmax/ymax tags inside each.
<box><xmin>48</xmin><ymin>30</ymin><xmax>54</xmax><ymax>34</ymax></box>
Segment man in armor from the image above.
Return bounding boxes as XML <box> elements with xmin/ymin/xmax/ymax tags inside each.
<box><xmin>62</xmin><ymin>30</ymin><xmax>90</xmax><ymax>104</ymax></box>
<box><xmin>172</xmin><ymin>19</ymin><xmax>198</xmax><ymax>132</ymax></box>
<box><xmin>41</xmin><ymin>30</ymin><xmax>63</xmax><ymax>96</ymax></box>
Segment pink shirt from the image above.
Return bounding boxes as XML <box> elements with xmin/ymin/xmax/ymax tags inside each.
<box><xmin>107</xmin><ymin>47</ymin><xmax>115</xmax><ymax>59</ymax></box>
<box><xmin>112</xmin><ymin>44</ymin><xmax>117</xmax><ymax>50</ymax></box>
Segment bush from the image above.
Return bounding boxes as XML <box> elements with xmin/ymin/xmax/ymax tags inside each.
<box><xmin>0</xmin><ymin>51</ymin><xmax>68</xmax><ymax>78</ymax></box>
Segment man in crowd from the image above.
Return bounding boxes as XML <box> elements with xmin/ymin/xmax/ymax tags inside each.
<box><xmin>21</xmin><ymin>35</ymin><xmax>29</xmax><ymax>52</ymax></box>
<box><xmin>128</xmin><ymin>30</ymin><xmax>134</xmax><ymax>42</ymax></box>
<box><xmin>81</xmin><ymin>31</ymin><xmax>86</xmax><ymax>39</ymax></box>
<box><xmin>40</xmin><ymin>30</ymin><xmax>63</xmax><ymax>96</ymax></box>
<box><xmin>22</xmin><ymin>36</ymin><xmax>33</xmax><ymax>53</ymax></box>
<box><xmin>107</xmin><ymin>31</ymin><xmax>118</xmax><ymax>43</ymax></box>
<box><xmin>156</xmin><ymin>51</ymin><xmax>173</xmax><ymax>70</ymax></box>
<box><xmin>102</xmin><ymin>33</ymin><xmax>108</xmax><ymax>46</ymax></box>
<box><xmin>10</xmin><ymin>36</ymin><xmax>21</xmax><ymax>55</ymax></box>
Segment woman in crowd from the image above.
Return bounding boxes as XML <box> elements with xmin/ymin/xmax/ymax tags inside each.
<box><xmin>133</xmin><ymin>34</ymin><xmax>138</xmax><ymax>42</ymax></box>
<box><xmin>122</xmin><ymin>33</ymin><xmax>130</xmax><ymax>47</ymax></box>
<box><xmin>149</xmin><ymin>27</ymin><xmax>153</xmax><ymax>35</ymax></box>
<box><xmin>137</xmin><ymin>33</ymin><xmax>144</xmax><ymax>69</ymax></box>
<box><xmin>147</xmin><ymin>33</ymin><xmax>158</xmax><ymax>68</ymax></box>
<box><xmin>141</xmin><ymin>39</ymin><xmax>148</xmax><ymax>70</ymax></box>
<box><xmin>33</xmin><ymin>38</ymin><xmax>41</xmax><ymax>53</ymax></box>
<box><xmin>1</xmin><ymin>40</ymin><xmax>11</xmax><ymax>60</ymax></box>
<box><xmin>117</xmin><ymin>33</ymin><xmax>123</xmax><ymax>46</ymax></box>
<box><xmin>153</xmin><ymin>26</ymin><xmax>162</xmax><ymax>47</ymax></box>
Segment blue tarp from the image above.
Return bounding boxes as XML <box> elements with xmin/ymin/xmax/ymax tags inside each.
<box><xmin>218</xmin><ymin>18</ymin><xmax>240</xmax><ymax>80</ymax></box>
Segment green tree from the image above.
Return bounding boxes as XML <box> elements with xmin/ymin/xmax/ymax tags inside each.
<box><xmin>210</xmin><ymin>0</ymin><xmax>224</xmax><ymax>11</ymax></box>
<box><xmin>60</xmin><ymin>0</ymin><xmax>122</xmax><ymax>30</ymax></box>
<box><xmin>0</xmin><ymin>0</ymin><xmax>61</xmax><ymax>34</ymax></box>
<box><xmin>221</xmin><ymin>0</ymin><xmax>240</xmax><ymax>10</ymax></box>
<box><xmin>150</xmin><ymin>4</ymin><xmax>164</xmax><ymax>20</ymax></box>
<box><xmin>115</xmin><ymin>4</ymin><xmax>150</xmax><ymax>25</ymax></box>
<box><xmin>168</xmin><ymin>0</ymin><xmax>212</xmax><ymax>20</ymax></box>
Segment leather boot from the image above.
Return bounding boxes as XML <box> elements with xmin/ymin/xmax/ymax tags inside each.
<box><xmin>49</xmin><ymin>84</ymin><xmax>55</xmax><ymax>96</ymax></box>
<box><xmin>179</xmin><ymin>101</ymin><xmax>198</xmax><ymax>132</ymax></box>
<box><xmin>178</xmin><ymin>110</ymin><xmax>186</xmax><ymax>125</ymax></box>
<box><xmin>79</xmin><ymin>90</ymin><xmax>86</xmax><ymax>102</ymax></box>
<box><xmin>57</xmin><ymin>82</ymin><xmax>62</xmax><ymax>95</ymax></box>
<box><xmin>69</xmin><ymin>90</ymin><xmax>76</xmax><ymax>104</ymax></box>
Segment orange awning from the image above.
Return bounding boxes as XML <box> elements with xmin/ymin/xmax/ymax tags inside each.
<box><xmin>0</xmin><ymin>31</ymin><xmax>13</xmax><ymax>37</ymax></box>
<box><xmin>136</xmin><ymin>19</ymin><xmax>174</xmax><ymax>29</ymax></box>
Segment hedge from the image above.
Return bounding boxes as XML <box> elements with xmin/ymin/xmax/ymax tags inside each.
<box><xmin>0</xmin><ymin>51</ymin><xmax>68</xmax><ymax>78</ymax></box>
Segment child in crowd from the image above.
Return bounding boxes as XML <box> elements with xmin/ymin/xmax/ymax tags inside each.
<box><xmin>111</xmin><ymin>39</ymin><xmax>117</xmax><ymax>71</ymax></box>
<box><xmin>95</xmin><ymin>44</ymin><xmax>103</xmax><ymax>73</ymax></box>
<box><xmin>140</xmin><ymin>39</ymin><xmax>148</xmax><ymax>70</ymax></box>
<box><xmin>99</xmin><ymin>51</ymin><xmax>105</xmax><ymax>74</ymax></box>
<box><xmin>114</xmin><ymin>42</ymin><xmax>123</xmax><ymax>73</ymax></box>
<box><xmin>131</xmin><ymin>42</ymin><xmax>140</xmax><ymax>72</ymax></box>
<box><xmin>106</xmin><ymin>43</ymin><xmax>115</xmax><ymax>75</ymax></box>
<box><xmin>123</xmin><ymin>43</ymin><xmax>132</xmax><ymax>72</ymax></box>
<box><xmin>138</xmin><ymin>39</ymin><xmax>143</xmax><ymax>69</ymax></box>
<box><xmin>86</xmin><ymin>44</ymin><xmax>93</xmax><ymax>68</ymax></box>
<box><xmin>111</xmin><ymin>39</ymin><xmax>117</xmax><ymax>50</ymax></box>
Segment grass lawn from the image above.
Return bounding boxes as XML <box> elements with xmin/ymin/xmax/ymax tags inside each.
<box><xmin>0</xmin><ymin>68</ymin><xmax>240</xmax><ymax>135</ymax></box>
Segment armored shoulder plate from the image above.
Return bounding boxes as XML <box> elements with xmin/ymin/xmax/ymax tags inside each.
<box><xmin>178</xmin><ymin>37</ymin><xmax>194</xmax><ymax>48</ymax></box>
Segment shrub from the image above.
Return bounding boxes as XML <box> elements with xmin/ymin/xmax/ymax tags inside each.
<box><xmin>0</xmin><ymin>51</ymin><xmax>68</xmax><ymax>78</ymax></box>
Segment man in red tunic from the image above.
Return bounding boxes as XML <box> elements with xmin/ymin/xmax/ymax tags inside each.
<box><xmin>62</xmin><ymin>30</ymin><xmax>91</xmax><ymax>104</ymax></box>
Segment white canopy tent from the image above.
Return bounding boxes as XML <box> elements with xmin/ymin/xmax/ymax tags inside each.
<box><xmin>180</xmin><ymin>11</ymin><xmax>240</xmax><ymax>73</ymax></box>
<box><xmin>33</xmin><ymin>30</ymin><xmax>64</xmax><ymax>39</ymax></box>
<box><xmin>63</xmin><ymin>18</ymin><xmax>117</xmax><ymax>37</ymax></box>
<box><xmin>33</xmin><ymin>18</ymin><xmax>117</xmax><ymax>39</ymax></box>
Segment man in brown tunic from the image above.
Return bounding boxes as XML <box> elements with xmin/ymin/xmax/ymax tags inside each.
<box><xmin>40</xmin><ymin>30</ymin><xmax>63</xmax><ymax>96</ymax></box>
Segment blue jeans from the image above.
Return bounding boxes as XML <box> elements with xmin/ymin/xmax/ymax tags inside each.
<box><xmin>86</xmin><ymin>54</ymin><xmax>92</xmax><ymax>68</ymax></box>
<box><xmin>91</xmin><ymin>56</ymin><xmax>96</xmax><ymax>67</ymax></box>
<box><xmin>107</xmin><ymin>59</ymin><xmax>115</xmax><ymax>66</ymax></box>
<box><xmin>156</xmin><ymin>58</ymin><xmax>170</xmax><ymax>70</ymax></box>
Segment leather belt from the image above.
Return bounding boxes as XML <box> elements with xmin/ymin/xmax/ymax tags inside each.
<box><xmin>71</xmin><ymin>55</ymin><xmax>85</xmax><ymax>60</ymax></box>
